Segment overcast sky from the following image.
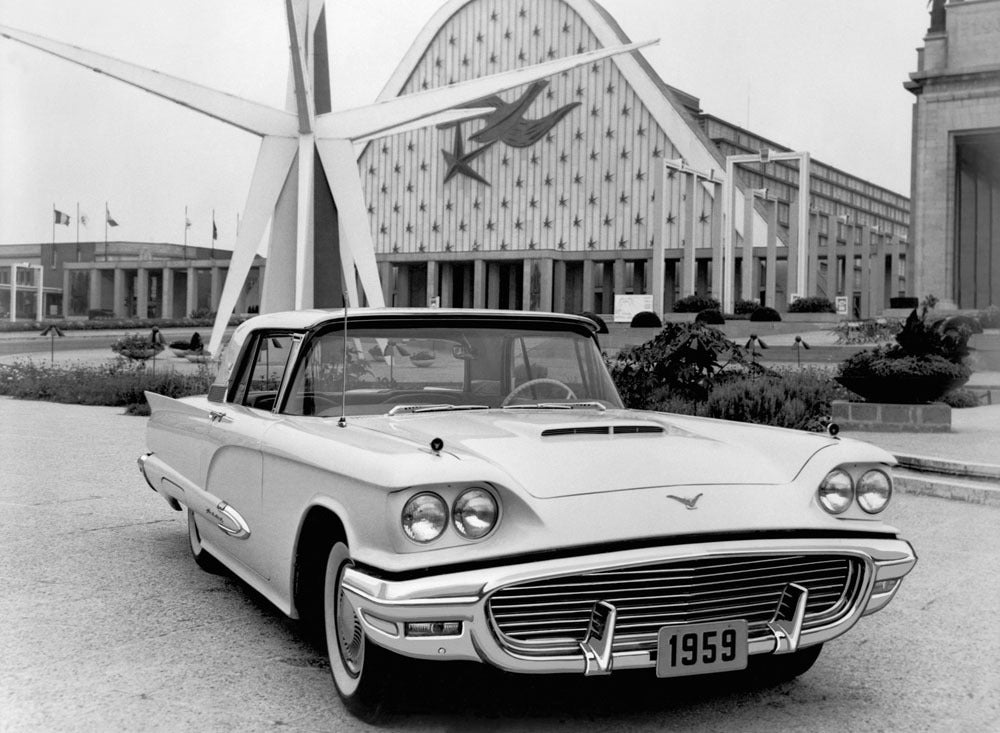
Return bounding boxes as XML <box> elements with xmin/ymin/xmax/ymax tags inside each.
<box><xmin>0</xmin><ymin>0</ymin><xmax>931</xmax><ymax>249</ymax></box>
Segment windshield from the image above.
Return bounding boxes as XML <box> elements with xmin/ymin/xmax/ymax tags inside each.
<box><xmin>283</xmin><ymin>322</ymin><xmax>622</xmax><ymax>416</ymax></box>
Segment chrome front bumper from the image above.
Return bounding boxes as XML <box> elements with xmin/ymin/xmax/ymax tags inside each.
<box><xmin>341</xmin><ymin>536</ymin><xmax>916</xmax><ymax>675</ymax></box>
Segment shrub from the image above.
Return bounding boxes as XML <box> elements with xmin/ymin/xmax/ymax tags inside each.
<box><xmin>650</xmin><ymin>368</ymin><xmax>848</xmax><ymax>433</ymax></box>
<box><xmin>111</xmin><ymin>333</ymin><xmax>164</xmax><ymax>359</ymax></box>
<box><xmin>838</xmin><ymin>347</ymin><xmax>969</xmax><ymax>380</ymax></box>
<box><xmin>579</xmin><ymin>311</ymin><xmax>608</xmax><ymax>334</ymax></box>
<box><xmin>694</xmin><ymin>309</ymin><xmax>725</xmax><ymax>325</ymax></box>
<box><xmin>610</xmin><ymin>322</ymin><xmax>745</xmax><ymax>407</ymax></box>
<box><xmin>189</xmin><ymin>307</ymin><xmax>214</xmax><ymax>319</ymax></box>
<box><xmin>749</xmin><ymin>306</ymin><xmax>782</xmax><ymax>322</ymax></box>
<box><xmin>788</xmin><ymin>296</ymin><xmax>836</xmax><ymax>314</ymax></box>
<box><xmin>942</xmin><ymin>388</ymin><xmax>981</xmax><ymax>409</ymax></box>
<box><xmin>833</xmin><ymin>318</ymin><xmax>901</xmax><ymax>344</ymax></box>
<box><xmin>734</xmin><ymin>299</ymin><xmax>760</xmax><ymax>316</ymax></box>
<box><xmin>0</xmin><ymin>359</ymin><xmax>214</xmax><ymax>411</ymax></box>
<box><xmin>673</xmin><ymin>294</ymin><xmax>720</xmax><ymax>313</ymax></box>
<box><xmin>629</xmin><ymin>311</ymin><xmax>662</xmax><ymax>328</ymax></box>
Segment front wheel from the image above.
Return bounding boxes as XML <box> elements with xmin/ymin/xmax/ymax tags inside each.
<box><xmin>746</xmin><ymin>643</ymin><xmax>823</xmax><ymax>685</ymax></box>
<box><xmin>324</xmin><ymin>542</ymin><xmax>395</xmax><ymax>720</ymax></box>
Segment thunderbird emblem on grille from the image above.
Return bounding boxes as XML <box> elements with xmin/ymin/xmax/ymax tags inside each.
<box><xmin>666</xmin><ymin>493</ymin><xmax>703</xmax><ymax>510</ymax></box>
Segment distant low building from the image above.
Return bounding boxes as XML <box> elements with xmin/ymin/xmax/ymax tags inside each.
<box><xmin>0</xmin><ymin>241</ymin><xmax>263</xmax><ymax>321</ymax></box>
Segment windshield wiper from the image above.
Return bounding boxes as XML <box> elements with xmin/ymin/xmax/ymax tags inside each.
<box><xmin>502</xmin><ymin>401</ymin><xmax>608</xmax><ymax>411</ymax></box>
<box><xmin>388</xmin><ymin>404</ymin><xmax>490</xmax><ymax>416</ymax></box>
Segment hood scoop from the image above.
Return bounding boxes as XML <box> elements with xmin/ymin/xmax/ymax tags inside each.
<box><xmin>541</xmin><ymin>424</ymin><xmax>665</xmax><ymax>438</ymax></box>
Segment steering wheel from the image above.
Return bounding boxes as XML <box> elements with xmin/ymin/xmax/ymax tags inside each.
<box><xmin>501</xmin><ymin>378</ymin><xmax>577</xmax><ymax>406</ymax></box>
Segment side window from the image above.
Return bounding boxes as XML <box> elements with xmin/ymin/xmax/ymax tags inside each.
<box><xmin>231</xmin><ymin>332</ymin><xmax>294</xmax><ymax>410</ymax></box>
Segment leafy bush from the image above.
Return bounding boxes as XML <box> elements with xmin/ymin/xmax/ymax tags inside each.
<box><xmin>673</xmin><ymin>294</ymin><xmax>720</xmax><ymax>313</ymax></box>
<box><xmin>734</xmin><ymin>299</ymin><xmax>760</xmax><ymax>315</ymax></box>
<box><xmin>649</xmin><ymin>368</ymin><xmax>848</xmax><ymax>433</ymax></box>
<box><xmin>833</xmin><ymin>318</ymin><xmax>901</xmax><ymax>344</ymax></box>
<box><xmin>629</xmin><ymin>311</ymin><xmax>662</xmax><ymax>328</ymax></box>
<box><xmin>0</xmin><ymin>359</ymin><xmax>214</xmax><ymax>411</ymax></box>
<box><xmin>749</xmin><ymin>306</ymin><xmax>782</xmax><ymax>322</ymax></box>
<box><xmin>838</xmin><ymin>347</ymin><xmax>970</xmax><ymax>380</ymax></box>
<box><xmin>942</xmin><ymin>388</ymin><xmax>981</xmax><ymax>409</ymax></box>
<box><xmin>111</xmin><ymin>333</ymin><xmax>164</xmax><ymax>359</ymax></box>
<box><xmin>694</xmin><ymin>309</ymin><xmax>725</xmax><ymax>325</ymax></box>
<box><xmin>189</xmin><ymin>307</ymin><xmax>214</xmax><ymax>319</ymax></box>
<box><xmin>610</xmin><ymin>322</ymin><xmax>745</xmax><ymax>406</ymax></box>
<box><xmin>894</xmin><ymin>308</ymin><xmax>972</xmax><ymax>361</ymax></box>
<box><xmin>788</xmin><ymin>296</ymin><xmax>836</xmax><ymax>314</ymax></box>
<box><xmin>0</xmin><ymin>314</ymin><xmax>247</xmax><ymax>333</ymax></box>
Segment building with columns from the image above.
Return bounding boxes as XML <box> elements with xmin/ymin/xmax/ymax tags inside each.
<box><xmin>907</xmin><ymin>0</ymin><xmax>1000</xmax><ymax>310</ymax></box>
<box><xmin>361</xmin><ymin>0</ymin><xmax>911</xmax><ymax>317</ymax></box>
<box><xmin>0</xmin><ymin>241</ymin><xmax>263</xmax><ymax>321</ymax></box>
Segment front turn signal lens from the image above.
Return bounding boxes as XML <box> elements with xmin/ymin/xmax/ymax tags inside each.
<box><xmin>818</xmin><ymin>469</ymin><xmax>854</xmax><ymax>514</ymax></box>
<box><xmin>857</xmin><ymin>469</ymin><xmax>892</xmax><ymax>513</ymax></box>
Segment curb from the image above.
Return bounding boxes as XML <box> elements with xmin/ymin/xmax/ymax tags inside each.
<box><xmin>893</xmin><ymin>453</ymin><xmax>1000</xmax><ymax>481</ymax></box>
<box><xmin>893</xmin><ymin>468</ymin><xmax>1000</xmax><ymax>507</ymax></box>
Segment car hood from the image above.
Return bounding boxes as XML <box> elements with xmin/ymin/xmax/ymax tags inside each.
<box><xmin>350</xmin><ymin>409</ymin><xmax>835</xmax><ymax>499</ymax></box>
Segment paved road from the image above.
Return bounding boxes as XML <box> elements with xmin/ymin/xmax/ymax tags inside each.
<box><xmin>1</xmin><ymin>398</ymin><xmax>997</xmax><ymax>732</ymax></box>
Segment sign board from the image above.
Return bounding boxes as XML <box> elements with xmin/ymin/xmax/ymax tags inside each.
<box><xmin>613</xmin><ymin>294</ymin><xmax>654</xmax><ymax>323</ymax></box>
<box><xmin>835</xmin><ymin>296</ymin><xmax>849</xmax><ymax>315</ymax></box>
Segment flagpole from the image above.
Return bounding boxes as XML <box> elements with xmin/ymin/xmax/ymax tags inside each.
<box><xmin>52</xmin><ymin>203</ymin><xmax>56</xmax><ymax>245</ymax></box>
<box><xmin>76</xmin><ymin>202</ymin><xmax>80</xmax><ymax>244</ymax></box>
<box><xmin>104</xmin><ymin>202</ymin><xmax>108</xmax><ymax>261</ymax></box>
<box><xmin>211</xmin><ymin>209</ymin><xmax>215</xmax><ymax>261</ymax></box>
<box><xmin>184</xmin><ymin>205</ymin><xmax>189</xmax><ymax>258</ymax></box>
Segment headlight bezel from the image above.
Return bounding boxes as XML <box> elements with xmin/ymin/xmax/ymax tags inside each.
<box><xmin>856</xmin><ymin>469</ymin><xmax>892</xmax><ymax>514</ymax></box>
<box><xmin>397</xmin><ymin>484</ymin><xmax>502</xmax><ymax>546</ymax></box>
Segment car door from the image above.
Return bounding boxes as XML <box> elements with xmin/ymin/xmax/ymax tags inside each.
<box><xmin>198</xmin><ymin>330</ymin><xmax>297</xmax><ymax>580</ymax></box>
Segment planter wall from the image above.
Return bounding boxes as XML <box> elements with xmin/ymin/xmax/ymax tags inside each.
<box><xmin>831</xmin><ymin>400</ymin><xmax>951</xmax><ymax>432</ymax></box>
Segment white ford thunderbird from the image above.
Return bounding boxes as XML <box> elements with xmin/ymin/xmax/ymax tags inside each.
<box><xmin>138</xmin><ymin>308</ymin><xmax>916</xmax><ymax>717</ymax></box>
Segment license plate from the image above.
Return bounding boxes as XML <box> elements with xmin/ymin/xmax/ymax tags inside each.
<box><xmin>655</xmin><ymin>620</ymin><xmax>748</xmax><ymax>678</ymax></box>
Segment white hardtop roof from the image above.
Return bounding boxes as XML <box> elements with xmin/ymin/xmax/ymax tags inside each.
<box><xmin>238</xmin><ymin>308</ymin><xmax>600</xmax><ymax>333</ymax></box>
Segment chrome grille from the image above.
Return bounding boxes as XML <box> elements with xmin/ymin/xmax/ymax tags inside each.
<box><xmin>488</xmin><ymin>554</ymin><xmax>866</xmax><ymax>657</ymax></box>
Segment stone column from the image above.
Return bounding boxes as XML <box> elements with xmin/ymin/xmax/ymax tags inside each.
<box><xmin>473</xmin><ymin>259</ymin><xmax>486</xmax><ymax>309</ymax></box>
<box><xmin>162</xmin><ymin>267</ymin><xmax>174</xmax><ymax>319</ymax></box>
<box><xmin>113</xmin><ymin>268</ymin><xmax>126</xmax><ymax>318</ymax></box>
<box><xmin>552</xmin><ymin>260</ymin><xmax>567</xmax><ymax>313</ymax></box>
<box><xmin>136</xmin><ymin>267</ymin><xmax>149</xmax><ymax>319</ymax></box>
<box><xmin>89</xmin><ymin>268</ymin><xmax>102</xmax><ymax>311</ymax></box>
<box><xmin>859</xmin><ymin>228</ymin><xmax>873</xmax><ymax>319</ymax></box>
<box><xmin>786</xmin><ymin>193</ymin><xmax>799</xmax><ymax>307</ymax></box>
<box><xmin>186</xmin><ymin>266</ymin><xmax>197</xmax><ymax>316</ymax></box>
<box><xmin>582</xmin><ymin>259</ymin><xmax>595</xmax><ymax>312</ymax></box>
<box><xmin>426</xmin><ymin>260</ymin><xmax>439</xmax><ymax>307</ymax></box>
<box><xmin>765</xmin><ymin>201</ymin><xmax>778</xmax><ymax>307</ymax></box>
<box><xmin>210</xmin><ymin>266</ymin><xmax>222</xmax><ymax>313</ymax></box>
<box><xmin>538</xmin><ymin>258</ymin><xmax>554</xmax><ymax>311</ymax></box>
<box><xmin>440</xmin><ymin>263</ymin><xmax>454</xmax><ymax>307</ymax></box>
<box><xmin>808</xmin><ymin>213</ymin><xmax>821</xmax><ymax>297</ymax></box>
<box><xmin>62</xmin><ymin>268</ymin><xmax>72</xmax><ymax>317</ymax></box>
<box><xmin>872</xmin><ymin>231</ymin><xmax>887</xmax><ymax>314</ymax></box>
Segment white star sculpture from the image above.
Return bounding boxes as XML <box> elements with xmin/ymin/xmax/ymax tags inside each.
<box><xmin>1</xmin><ymin>1</ymin><xmax>652</xmax><ymax>355</ymax></box>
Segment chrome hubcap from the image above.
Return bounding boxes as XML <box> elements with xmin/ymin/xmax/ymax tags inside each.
<box><xmin>336</xmin><ymin>571</ymin><xmax>364</xmax><ymax>677</ymax></box>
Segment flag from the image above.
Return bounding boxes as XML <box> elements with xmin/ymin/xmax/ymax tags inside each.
<box><xmin>54</xmin><ymin>209</ymin><xmax>70</xmax><ymax>225</ymax></box>
<box><xmin>106</xmin><ymin>210</ymin><xmax>119</xmax><ymax>227</ymax></box>
<box><xmin>185</xmin><ymin>218</ymin><xmax>192</xmax><ymax>229</ymax></box>
<box><xmin>212</xmin><ymin>221</ymin><xmax>218</xmax><ymax>240</ymax></box>
<box><xmin>80</xmin><ymin>213</ymin><xmax>89</xmax><ymax>227</ymax></box>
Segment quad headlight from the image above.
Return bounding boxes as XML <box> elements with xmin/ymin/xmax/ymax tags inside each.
<box><xmin>452</xmin><ymin>487</ymin><xmax>499</xmax><ymax>539</ymax></box>
<box><xmin>401</xmin><ymin>487</ymin><xmax>500</xmax><ymax>543</ymax></box>
<box><xmin>818</xmin><ymin>469</ymin><xmax>854</xmax><ymax>514</ymax></box>
<box><xmin>401</xmin><ymin>492</ymin><xmax>448</xmax><ymax>543</ymax></box>
<box><xmin>857</xmin><ymin>469</ymin><xmax>892</xmax><ymax>513</ymax></box>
